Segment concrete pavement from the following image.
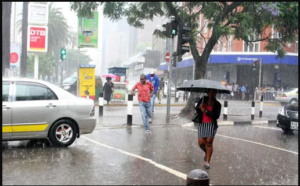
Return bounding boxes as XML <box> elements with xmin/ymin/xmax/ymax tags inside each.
<box><xmin>94</xmin><ymin>97</ymin><xmax>282</xmax><ymax>128</ymax></box>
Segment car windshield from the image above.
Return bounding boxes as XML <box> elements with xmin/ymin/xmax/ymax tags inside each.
<box><xmin>63</xmin><ymin>77</ymin><xmax>77</xmax><ymax>84</ymax></box>
<box><xmin>285</xmin><ymin>88</ymin><xmax>298</xmax><ymax>92</ymax></box>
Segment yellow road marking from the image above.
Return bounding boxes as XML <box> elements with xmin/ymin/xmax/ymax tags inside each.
<box><xmin>185</xmin><ymin>128</ymin><xmax>298</xmax><ymax>155</ymax></box>
<box><xmin>2</xmin><ymin>124</ymin><xmax>48</xmax><ymax>133</ymax></box>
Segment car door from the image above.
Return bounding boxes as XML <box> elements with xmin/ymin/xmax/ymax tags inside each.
<box><xmin>2</xmin><ymin>81</ymin><xmax>12</xmax><ymax>139</ymax></box>
<box><xmin>11</xmin><ymin>81</ymin><xmax>59</xmax><ymax>138</ymax></box>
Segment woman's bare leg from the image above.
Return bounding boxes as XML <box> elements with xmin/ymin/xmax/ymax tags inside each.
<box><xmin>198</xmin><ymin>138</ymin><xmax>207</xmax><ymax>159</ymax></box>
<box><xmin>206</xmin><ymin>137</ymin><xmax>214</xmax><ymax>165</ymax></box>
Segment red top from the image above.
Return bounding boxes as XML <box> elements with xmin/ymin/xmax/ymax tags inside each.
<box><xmin>202</xmin><ymin>104</ymin><xmax>213</xmax><ymax>122</ymax></box>
<box><xmin>132</xmin><ymin>81</ymin><xmax>154</xmax><ymax>102</ymax></box>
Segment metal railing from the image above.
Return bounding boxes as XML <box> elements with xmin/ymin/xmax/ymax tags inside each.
<box><xmin>254</xmin><ymin>89</ymin><xmax>283</xmax><ymax>101</ymax></box>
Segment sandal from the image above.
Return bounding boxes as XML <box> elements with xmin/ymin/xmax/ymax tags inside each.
<box><xmin>204</xmin><ymin>164</ymin><xmax>210</xmax><ymax>169</ymax></box>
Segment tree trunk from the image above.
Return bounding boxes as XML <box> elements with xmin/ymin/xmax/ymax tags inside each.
<box><xmin>20</xmin><ymin>2</ymin><xmax>28</xmax><ymax>77</ymax></box>
<box><xmin>180</xmin><ymin>26</ymin><xmax>220</xmax><ymax>116</ymax></box>
<box><xmin>2</xmin><ymin>2</ymin><xmax>12</xmax><ymax>76</ymax></box>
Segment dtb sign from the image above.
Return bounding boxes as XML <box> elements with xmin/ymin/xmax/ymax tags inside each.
<box><xmin>27</xmin><ymin>25</ymin><xmax>48</xmax><ymax>52</ymax></box>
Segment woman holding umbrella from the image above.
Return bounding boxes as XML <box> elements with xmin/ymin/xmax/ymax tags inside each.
<box><xmin>195</xmin><ymin>89</ymin><xmax>221</xmax><ymax>169</ymax></box>
<box><xmin>103</xmin><ymin>77</ymin><xmax>114</xmax><ymax>105</ymax></box>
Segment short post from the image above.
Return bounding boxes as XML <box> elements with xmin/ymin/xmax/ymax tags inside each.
<box><xmin>186</xmin><ymin>169</ymin><xmax>209</xmax><ymax>186</ymax></box>
<box><xmin>251</xmin><ymin>100</ymin><xmax>255</xmax><ymax>120</ymax></box>
<box><xmin>223</xmin><ymin>100</ymin><xmax>228</xmax><ymax>121</ymax></box>
<box><xmin>259</xmin><ymin>95</ymin><xmax>263</xmax><ymax>118</ymax></box>
<box><xmin>175</xmin><ymin>91</ymin><xmax>179</xmax><ymax>102</ymax></box>
<box><xmin>99</xmin><ymin>92</ymin><xmax>103</xmax><ymax>117</ymax></box>
<box><xmin>127</xmin><ymin>94</ymin><xmax>133</xmax><ymax>125</ymax></box>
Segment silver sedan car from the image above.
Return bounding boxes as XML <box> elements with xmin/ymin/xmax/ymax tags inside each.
<box><xmin>2</xmin><ymin>78</ymin><xmax>96</xmax><ymax>147</ymax></box>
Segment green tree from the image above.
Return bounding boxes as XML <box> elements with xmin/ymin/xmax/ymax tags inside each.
<box><xmin>17</xmin><ymin>2</ymin><xmax>74</xmax><ymax>82</ymax></box>
<box><xmin>26</xmin><ymin>53</ymin><xmax>55</xmax><ymax>79</ymax></box>
<box><xmin>70</xmin><ymin>2</ymin><xmax>298</xmax><ymax>79</ymax></box>
<box><xmin>2</xmin><ymin>2</ymin><xmax>12</xmax><ymax>76</ymax></box>
<box><xmin>63</xmin><ymin>49</ymin><xmax>93</xmax><ymax>77</ymax></box>
<box><xmin>70</xmin><ymin>2</ymin><xmax>298</xmax><ymax>114</ymax></box>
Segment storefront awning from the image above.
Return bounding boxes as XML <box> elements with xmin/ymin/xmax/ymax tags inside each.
<box><xmin>159</xmin><ymin>53</ymin><xmax>298</xmax><ymax>70</ymax></box>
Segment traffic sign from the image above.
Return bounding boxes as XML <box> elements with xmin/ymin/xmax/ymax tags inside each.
<box><xmin>165</xmin><ymin>52</ymin><xmax>170</xmax><ymax>62</ymax></box>
<box><xmin>10</xmin><ymin>52</ymin><xmax>19</xmax><ymax>63</ymax></box>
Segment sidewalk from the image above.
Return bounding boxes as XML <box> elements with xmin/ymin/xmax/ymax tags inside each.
<box><xmin>93</xmin><ymin>95</ymin><xmax>281</xmax><ymax>107</ymax></box>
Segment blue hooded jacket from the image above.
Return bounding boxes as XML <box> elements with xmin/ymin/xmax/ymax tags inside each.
<box><xmin>145</xmin><ymin>74</ymin><xmax>159</xmax><ymax>94</ymax></box>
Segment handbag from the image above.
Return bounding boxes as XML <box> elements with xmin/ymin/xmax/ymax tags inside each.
<box><xmin>191</xmin><ymin>112</ymin><xmax>199</xmax><ymax>122</ymax></box>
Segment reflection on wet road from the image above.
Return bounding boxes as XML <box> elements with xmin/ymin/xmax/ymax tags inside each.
<box><xmin>2</xmin><ymin>124</ymin><xmax>298</xmax><ymax>185</ymax></box>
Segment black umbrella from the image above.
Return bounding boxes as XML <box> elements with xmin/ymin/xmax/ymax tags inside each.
<box><xmin>177</xmin><ymin>79</ymin><xmax>231</xmax><ymax>94</ymax></box>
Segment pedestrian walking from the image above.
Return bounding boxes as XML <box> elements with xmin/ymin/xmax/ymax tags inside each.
<box><xmin>146</xmin><ymin>70</ymin><xmax>159</xmax><ymax>112</ymax></box>
<box><xmin>241</xmin><ymin>85</ymin><xmax>247</xmax><ymax>100</ymax></box>
<box><xmin>157</xmin><ymin>77</ymin><xmax>164</xmax><ymax>104</ymax></box>
<box><xmin>131</xmin><ymin>74</ymin><xmax>154</xmax><ymax>132</ymax></box>
<box><xmin>103</xmin><ymin>77</ymin><xmax>114</xmax><ymax>105</ymax></box>
<box><xmin>195</xmin><ymin>89</ymin><xmax>221</xmax><ymax>169</ymax></box>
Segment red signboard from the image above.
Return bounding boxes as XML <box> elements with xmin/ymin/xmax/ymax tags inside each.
<box><xmin>10</xmin><ymin>52</ymin><xmax>19</xmax><ymax>63</ymax></box>
<box><xmin>27</xmin><ymin>25</ymin><xmax>48</xmax><ymax>52</ymax></box>
<box><xmin>165</xmin><ymin>52</ymin><xmax>170</xmax><ymax>62</ymax></box>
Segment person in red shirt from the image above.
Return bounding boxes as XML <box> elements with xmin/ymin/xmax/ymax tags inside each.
<box><xmin>195</xmin><ymin>89</ymin><xmax>221</xmax><ymax>169</ymax></box>
<box><xmin>131</xmin><ymin>74</ymin><xmax>154</xmax><ymax>132</ymax></box>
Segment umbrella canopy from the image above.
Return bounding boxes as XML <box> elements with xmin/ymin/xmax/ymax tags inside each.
<box><xmin>102</xmin><ymin>74</ymin><xmax>119</xmax><ymax>78</ymax></box>
<box><xmin>177</xmin><ymin>79</ymin><xmax>231</xmax><ymax>94</ymax></box>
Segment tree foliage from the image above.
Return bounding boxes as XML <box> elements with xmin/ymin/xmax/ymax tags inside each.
<box><xmin>70</xmin><ymin>2</ymin><xmax>298</xmax><ymax>115</ymax></box>
<box><xmin>70</xmin><ymin>2</ymin><xmax>298</xmax><ymax>79</ymax></box>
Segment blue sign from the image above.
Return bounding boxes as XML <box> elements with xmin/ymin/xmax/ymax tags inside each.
<box><xmin>79</xmin><ymin>64</ymin><xmax>96</xmax><ymax>68</ymax></box>
<box><xmin>159</xmin><ymin>53</ymin><xmax>298</xmax><ymax>70</ymax></box>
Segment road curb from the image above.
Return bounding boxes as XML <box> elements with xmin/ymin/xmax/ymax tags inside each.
<box><xmin>181</xmin><ymin>120</ymin><xmax>277</xmax><ymax>128</ymax></box>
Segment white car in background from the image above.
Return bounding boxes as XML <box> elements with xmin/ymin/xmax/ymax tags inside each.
<box><xmin>2</xmin><ymin>78</ymin><xmax>96</xmax><ymax>147</ymax></box>
<box><xmin>275</xmin><ymin>88</ymin><xmax>298</xmax><ymax>105</ymax></box>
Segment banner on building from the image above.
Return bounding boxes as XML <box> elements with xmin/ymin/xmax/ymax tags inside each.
<box><xmin>10</xmin><ymin>42</ymin><xmax>21</xmax><ymax>68</ymax></box>
<box><xmin>27</xmin><ymin>25</ymin><xmax>48</xmax><ymax>52</ymax></box>
<box><xmin>78</xmin><ymin>12</ymin><xmax>98</xmax><ymax>48</ymax></box>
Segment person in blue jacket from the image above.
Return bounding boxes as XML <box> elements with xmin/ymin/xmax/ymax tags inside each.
<box><xmin>146</xmin><ymin>70</ymin><xmax>159</xmax><ymax>115</ymax></box>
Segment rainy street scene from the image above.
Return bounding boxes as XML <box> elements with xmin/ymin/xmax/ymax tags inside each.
<box><xmin>2</xmin><ymin>2</ymin><xmax>298</xmax><ymax>185</ymax></box>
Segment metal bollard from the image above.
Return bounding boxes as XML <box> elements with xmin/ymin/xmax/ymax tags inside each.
<box><xmin>259</xmin><ymin>95</ymin><xmax>263</xmax><ymax>118</ymax></box>
<box><xmin>127</xmin><ymin>94</ymin><xmax>133</xmax><ymax>125</ymax></box>
<box><xmin>175</xmin><ymin>91</ymin><xmax>179</xmax><ymax>102</ymax></box>
<box><xmin>186</xmin><ymin>169</ymin><xmax>209</xmax><ymax>186</ymax></box>
<box><xmin>251</xmin><ymin>100</ymin><xmax>255</xmax><ymax>120</ymax></box>
<box><xmin>99</xmin><ymin>92</ymin><xmax>103</xmax><ymax>117</ymax></box>
<box><xmin>223</xmin><ymin>100</ymin><xmax>228</xmax><ymax>121</ymax></box>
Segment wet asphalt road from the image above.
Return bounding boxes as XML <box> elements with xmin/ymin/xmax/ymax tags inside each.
<box><xmin>2</xmin><ymin>121</ymin><xmax>298</xmax><ymax>185</ymax></box>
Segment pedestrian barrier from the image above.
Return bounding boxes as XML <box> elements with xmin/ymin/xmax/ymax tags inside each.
<box><xmin>251</xmin><ymin>101</ymin><xmax>255</xmax><ymax>120</ymax></box>
<box><xmin>127</xmin><ymin>94</ymin><xmax>133</xmax><ymax>125</ymax></box>
<box><xmin>260</xmin><ymin>95</ymin><xmax>264</xmax><ymax>118</ymax></box>
<box><xmin>99</xmin><ymin>92</ymin><xmax>103</xmax><ymax>117</ymax></box>
<box><xmin>186</xmin><ymin>169</ymin><xmax>209</xmax><ymax>185</ymax></box>
<box><xmin>223</xmin><ymin>100</ymin><xmax>228</xmax><ymax>121</ymax></box>
<box><xmin>254</xmin><ymin>89</ymin><xmax>280</xmax><ymax>101</ymax></box>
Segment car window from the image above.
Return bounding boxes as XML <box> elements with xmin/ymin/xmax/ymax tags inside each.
<box><xmin>63</xmin><ymin>77</ymin><xmax>77</xmax><ymax>84</ymax></box>
<box><xmin>2</xmin><ymin>82</ymin><xmax>10</xmax><ymax>102</ymax></box>
<box><xmin>15</xmin><ymin>83</ymin><xmax>58</xmax><ymax>101</ymax></box>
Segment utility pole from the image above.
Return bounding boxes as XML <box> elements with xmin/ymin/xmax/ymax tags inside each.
<box><xmin>166</xmin><ymin>36</ymin><xmax>174</xmax><ymax>123</ymax></box>
<box><xmin>259</xmin><ymin>58</ymin><xmax>262</xmax><ymax>88</ymax></box>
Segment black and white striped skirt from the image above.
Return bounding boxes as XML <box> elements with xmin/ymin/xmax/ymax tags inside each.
<box><xmin>198</xmin><ymin>122</ymin><xmax>217</xmax><ymax>138</ymax></box>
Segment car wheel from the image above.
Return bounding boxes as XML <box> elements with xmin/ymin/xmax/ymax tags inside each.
<box><xmin>289</xmin><ymin>99</ymin><xmax>298</xmax><ymax>104</ymax></box>
<box><xmin>49</xmin><ymin>119</ymin><xmax>77</xmax><ymax>147</ymax></box>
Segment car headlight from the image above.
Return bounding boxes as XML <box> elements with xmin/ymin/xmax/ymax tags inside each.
<box><xmin>278</xmin><ymin>108</ymin><xmax>285</xmax><ymax>116</ymax></box>
<box><xmin>64</xmin><ymin>85</ymin><xmax>70</xmax><ymax>90</ymax></box>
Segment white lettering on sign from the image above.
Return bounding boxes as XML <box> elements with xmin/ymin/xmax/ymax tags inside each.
<box><xmin>30</xmin><ymin>29</ymin><xmax>46</xmax><ymax>36</ymax></box>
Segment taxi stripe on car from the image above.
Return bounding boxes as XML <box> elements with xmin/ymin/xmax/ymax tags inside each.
<box><xmin>2</xmin><ymin>124</ymin><xmax>49</xmax><ymax>133</ymax></box>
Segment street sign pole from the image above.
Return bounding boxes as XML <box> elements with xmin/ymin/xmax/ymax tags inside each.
<box><xmin>166</xmin><ymin>36</ymin><xmax>174</xmax><ymax>123</ymax></box>
<box><xmin>259</xmin><ymin>58</ymin><xmax>262</xmax><ymax>89</ymax></box>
